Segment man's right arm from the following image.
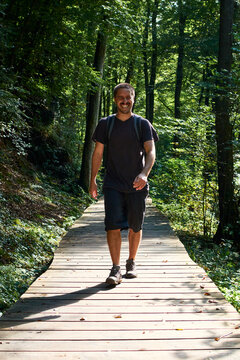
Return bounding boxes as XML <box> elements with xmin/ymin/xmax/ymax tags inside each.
<box><xmin>89</xmin><ymin>141</ymin><xmax>104</xmax><ymax>199</ymax></box>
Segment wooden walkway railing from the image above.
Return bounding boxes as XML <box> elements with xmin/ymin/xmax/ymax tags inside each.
<box><xmin>0</xmin><ymin>199</ymin><xmax>240</xmax><ymax>359</ymax></box>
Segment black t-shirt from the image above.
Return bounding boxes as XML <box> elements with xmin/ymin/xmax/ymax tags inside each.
<box><xmin>92</xmin><ymin>115</ymin><xmax>158</xmax><ymax>193</ymax></box>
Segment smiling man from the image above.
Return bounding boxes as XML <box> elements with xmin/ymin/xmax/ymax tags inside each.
<box><xmin>89</xmin><ymin>83</ymin><xmax>158</xmax><ymax>285</ymax></box>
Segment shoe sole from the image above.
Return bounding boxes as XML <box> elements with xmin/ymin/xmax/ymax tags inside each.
<box><xmin>125</xmin><ymin>273</ymin><xmax>137</xmax><ymax>279</ymax></box>
<box><xmin>106</xmin><ymin>277</ymin><xmax>122</xmax><ymax>285</ymax></box>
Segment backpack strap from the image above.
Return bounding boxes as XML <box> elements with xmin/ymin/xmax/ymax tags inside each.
<box><xmin>106</xmin><ymin>113</ymin><xmax>142</xmax><ymax>143</ymax></box>
<box><xmin>133</xmin><ymin>114</ymin><xmax>142</xmax><ymax>143</ymax></box>
<box><xmin>106</xmin><ymin>114</ymin><xmax>116</xmax><ymax>142</ymax></box>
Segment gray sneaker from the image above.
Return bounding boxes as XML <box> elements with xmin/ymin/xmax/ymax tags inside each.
<box><xmin>106</xmin><ymin>265</ymin><xmax>122</xmax><ymax>285</ymax></box>
<box><xmin>126</xmin><ymin>259</ymin><xmax>137</xmax><ymax>278</ymax></box>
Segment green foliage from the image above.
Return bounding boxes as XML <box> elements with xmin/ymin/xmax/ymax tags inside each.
<box><xmin>180</xmin><ymin>235</ymin><xmax>240</xmax><ymax>312</ymax></box>
<box><xmin>0</xmin><ymin>165</ymin><xmax>91</xmax><ymax>312</ymax></box>
<box><xmin>150</xmin><ymin>107</ymin><xmax>218</xmax><ymax>236</ymax></box>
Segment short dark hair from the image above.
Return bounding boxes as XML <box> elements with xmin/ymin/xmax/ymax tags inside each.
<box><xmin>113</xmin><ymin>83</ymin><xmax>135</xmax><ymax>98</ymax></box>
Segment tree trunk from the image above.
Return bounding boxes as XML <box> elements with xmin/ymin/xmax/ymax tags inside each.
<box><xmin>174</xmin><ymin>0</ymin><xmax>186</xmax><ymax>120</ymax></box>
<box><xmin>213</xmin><ymin>0</ymin><xmax>239</xmax><ymax>246</ymax></box>
<box><xmin>79</xmin><ymin>31</ymin><xmax>107</xmax><ymax>191</ymax></box>
<box><xmin>143</xmin><ymin>0</ymin><xmax>159</xmax><ymax>123</ymax></box>
<box><xmin>125</xmin><ymin>59</ymin><xmax>134</xmax><ymax>83</ymax></box>
<box><xmin>148</xmin><ymin>0</ymin><xmax>159</xmax><ymax>124</ymax></box>
<box><xmin>142</xmin><ymin>1</ymin><xmax>150</xmax><ymax>120</ymax></box>
<box><xmin>173</xmin><ymin>0</ymin><xmax>186</xmax><ymax>151</ymax></box>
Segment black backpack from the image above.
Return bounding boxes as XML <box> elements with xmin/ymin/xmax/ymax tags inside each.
<box><xmin>106</xmin><ymin>114</ymin><xmax>142</xmax><ymax>143</ymax></box>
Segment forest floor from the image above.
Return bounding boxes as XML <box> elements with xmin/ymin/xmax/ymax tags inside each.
<box><xmin>0</xmin><ymin>149</ymin><xmax>91</xmax><ymax>313</ymax></box>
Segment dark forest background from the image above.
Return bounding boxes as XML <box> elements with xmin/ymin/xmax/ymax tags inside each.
<box><xmin>0</xmin><ymin>0</ymin><xmax>240</xmax><ymax>311</ymax></box>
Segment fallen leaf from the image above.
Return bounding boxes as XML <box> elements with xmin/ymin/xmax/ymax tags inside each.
<box><xmin>114</xmin><ymin>315</ymin><xmax>122</xmax><ymax>318</ymax></box>
<box><xmin>176</xmin><ymin>329</ymin><xmax>183</xmax><ymax>331</ymax></box>
<box><xmin>80</xmin><ymin>317</ymin><xmax>85</xmax><ymax>321</ymax></box>
<box><xmin>215</xmin><ymin>331</ymin><xmax>233</xmax><ymax>341</ymax></box>
<box><xmin>235</xmin><ymin>325</ymin><xmax>240</xmax><ymax>329</ymax></box>
<box><xmin>208</xmin><ymin>299</ymin><xmax>217</xmax><ymax>303</ymax></box>
<box><xmin>196</xmin><ymin>310</ymin><xmax>203</xmax><ymax>313</ymax></box>
<box><xmin>200</xmin><ymin>285</ymin><xmax>205</xmax><ymax>289</ymax></box>
<box><xmin>204</xmin><ymin>292</ymin><xmax>211</xmax><ymax>296</ymax></box>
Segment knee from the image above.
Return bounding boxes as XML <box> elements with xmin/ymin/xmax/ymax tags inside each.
<box><xmin>129</xmin><ymin>228</ymin><xmax>142</xmax><ymax>235</ymax></box>
<box><xmin>107</xmin><ymin>229</ymin><xmax>121</xmax><ymax>234</ymax></box>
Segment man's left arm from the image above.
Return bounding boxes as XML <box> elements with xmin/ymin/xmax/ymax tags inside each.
<box><xmin>133</xmin><ymin>140</ymin><xmax>156</xmax><ymax>191</ymax></box>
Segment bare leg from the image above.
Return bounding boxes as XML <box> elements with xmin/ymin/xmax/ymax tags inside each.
<box><xmin>128</xmin><ymin>229</ymin><xmax>142</xmax><ymax>260</ymax></box>
<box><xmin>107</xmin><ymin>229</ymin><xmax>121</xmax><ymax>265</ymax></box>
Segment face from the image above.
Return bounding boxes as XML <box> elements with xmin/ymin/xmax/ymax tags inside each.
<box><xmin>114</xmin><ymin>88</ymin><xmax>135</xmax><ymax>115</ymax></box>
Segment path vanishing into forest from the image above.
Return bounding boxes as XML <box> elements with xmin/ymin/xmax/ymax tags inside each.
<box><xmin>0</xmin><ymin>199</ymin><xmax>240</xmax><ymax>359</ymax></box>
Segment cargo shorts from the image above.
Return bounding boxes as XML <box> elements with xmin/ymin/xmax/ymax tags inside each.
<box><xmin>104</xmin><ymin>188</ymin><xmax>148</xmax><ymax>233</ymax></box>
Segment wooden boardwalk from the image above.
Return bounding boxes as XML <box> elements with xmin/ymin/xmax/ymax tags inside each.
<box><xmin>0</xmin><ymin>199</ymin><xmax>240</xmax><ymax>359</ymax></box>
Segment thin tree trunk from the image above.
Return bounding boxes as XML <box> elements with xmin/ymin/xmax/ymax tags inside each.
<box><xmin>174</xmin><ymin>0</ymin><xmax>186</xmax><ymax>119</ymax></box>
<box><xmin>125</xmin><ymin>58</ymin><xmax>134</xmax><ymax>83</ymax></box>
<box><xmin>213</xmin><ymin>0</ymin><xmax>239</xmax><ymax>246</ymax></box>
<box><xmin>148</xmin><ymin>0</ymin><xmax>159</xmax><ymax>124</ymax></box>
<box><xmin>79</xmin><ymin>31</ymin><xmax>107</xmax><ymax>191</ymax></box>
<box><xmin>143</xmin><ymin>1</ymin><xmax>150</xmax><ymax>120</ymax></box>
<box><xmin>173</xmin><ymin>0</ymin><xmax>186</xmax><ymax>151</ymax></box>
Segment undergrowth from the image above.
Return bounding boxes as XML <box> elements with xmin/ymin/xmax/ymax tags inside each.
<box><xmin>0</xmin><ymin>150</ymin><xmax>91</xmax><ymax>314</ymax></box>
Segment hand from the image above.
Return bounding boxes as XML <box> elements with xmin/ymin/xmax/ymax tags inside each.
<box><xmin>89</xmin><ymin>180</ymin><xmax>98</xmax><ymax>199</ymax></box>
<box><xmin>133</xmin><ymin>173</ymin><xmax>147</xmax><ymax>191</ymax></box>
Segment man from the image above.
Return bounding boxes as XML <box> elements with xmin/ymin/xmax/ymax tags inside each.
<box><xmin>89</xmin><ymin>83</ymin><xmax>158</xmax><ymax>285</ymax></box>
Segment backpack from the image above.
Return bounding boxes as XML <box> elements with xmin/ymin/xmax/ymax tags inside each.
<box><xmin>106</xmin><ymin>114</ymin><xmax>142</xmax><ymax>143</ymax></box>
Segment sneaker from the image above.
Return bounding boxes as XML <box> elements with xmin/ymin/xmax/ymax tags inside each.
<box><xmin>126</xmin><ymin>259</ymin><xmax>137</xmax><ymax>278</ymax></box>
<box><xmin>106</xmin><ymin>265</ymin><xmax>122</xmax><ymax>285</ymax></box>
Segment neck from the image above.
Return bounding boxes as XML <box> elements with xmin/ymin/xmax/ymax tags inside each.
<box><xmin>116</xmin><ymin>111</ymin><xmax>133</xmax><ymax>121</ymax></box>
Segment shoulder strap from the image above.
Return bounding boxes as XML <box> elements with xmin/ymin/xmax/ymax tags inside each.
<box><xmin>106</xmin><ymin>114</ymin><xmax>116</xmax><ymax>141</ymax></box>
<box><xmin>107</xmin><ymin>114</ymin><xmax>142</xmax><ymax>143</ymax></box>
<box><xmin>133</xmin><ymin>114</ymin><xmax>142</xmax><ymax>142</ymax></box>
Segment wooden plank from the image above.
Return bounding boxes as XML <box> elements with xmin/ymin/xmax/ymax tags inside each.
<box><xmin>1</xmin><ymin>350</ymin><xmax>240</xmax><ymax>360</ymax></box>
<box><xmin>1</xmin><ymin>320</ymin><xmax>239</xmax><ymax>331</ymax></box>
<box><xmin>38</xmin><ymin>271</ymin><xmax>208</xmax><ymax>278</ymax></box>
<box><xmin>3</xmin><ymin>298</ymin><xmax>228</xmax><ymax>307</ymax></box>
<box><xmin>0</xmin><ymin>338</ymin><xmax>240</xmax><ymax>351</ymax></box>
<box><xmin>34</xmin><ymin>279</ymin><xmax>215</xmax><ymax>285</ymax></box>
<box><xmin>26</xmin><ymin>286</ymin><xmax>220</xmax><ymax>294</ymax></box>
<box><xmin>2</xmin><ymin>312</ymin><xmax>240</xmax><ymax>322</ymax></box>
<box><xmin>4</xmin><ymin>305</ymin><xmax>236</xmax><ymax>314</ymax></box>
<box><xmin>29</xmin><ymin>283</ymin><xmax>219</xmax><ymax>290</ymax></box>
<box><xmin>1</xmin><ymin>329</ymin><xmax>240</xmax><ymax>340</ymax></box>
<box><xmin>21</xmin><ymin>292</ymin><xmax>226</xmax><ymax>300</ymax></box>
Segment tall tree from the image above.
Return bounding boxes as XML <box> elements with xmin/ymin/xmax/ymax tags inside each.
<box><xmin>143</xmin><ymin>0</ymin><xmax>159</xmax><ymax>123</ymax></box>
<box><xmin>79</xmin><ymin>30</ymin><xmax>107</xmax><ymax>191</ymax></box>
<box><xmin>174</xmin><ymin>0</ymin><xmax>186</xmax><ymax>120</ymax></box>
<box><xmin>213</xmin><ymin>0</ymin><xmax>239</xmax><ymax>246</ymax></box>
